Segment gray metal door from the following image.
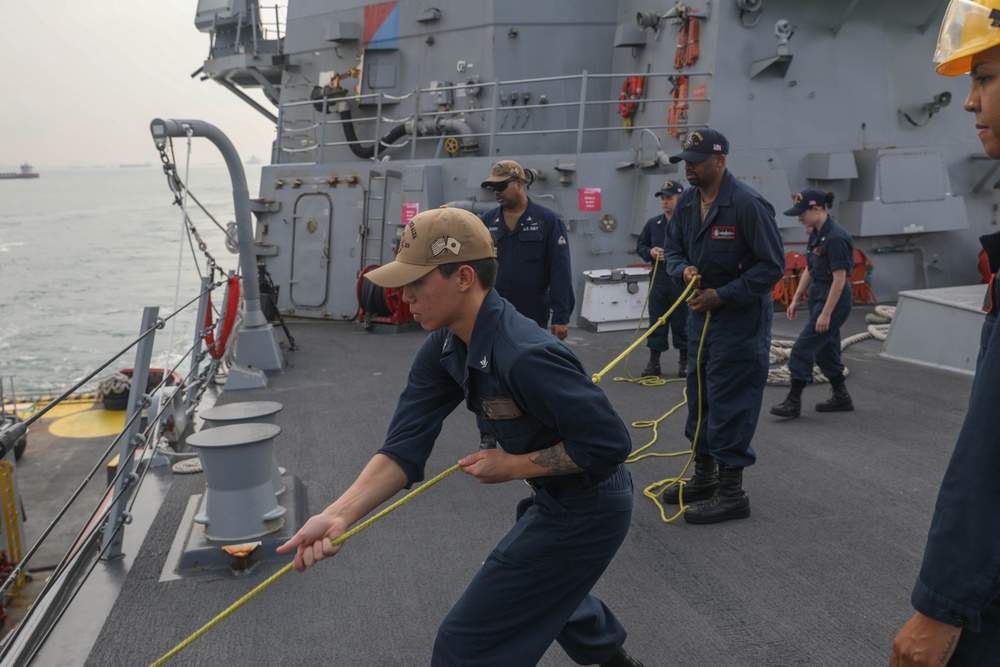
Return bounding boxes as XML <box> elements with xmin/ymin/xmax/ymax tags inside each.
<box><xmin>290</xmin><ymin>193</ymin><xmax>332</xmax><ymax>308</ymax></box>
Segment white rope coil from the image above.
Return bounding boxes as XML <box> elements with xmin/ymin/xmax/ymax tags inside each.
<box><xmin>767</xmin><ymin>306</ymin><xmax>894</xmax><ymax>385</ymax></box>
<box><xmin>171</xmin><ymin>457</ymin><xmax>203</xmax><ymax>475</ymax></box>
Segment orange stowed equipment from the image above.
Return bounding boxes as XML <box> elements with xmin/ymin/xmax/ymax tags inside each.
<box><xmin>979</xmin><ymin>249</ymin><xmax>991</xmax><ymax>284</ymax></box>
<box><xmin>850</xmin><ymin>248</ymin><xmax>878</xmax><ymax>305</ymax></box>
<box><xmin>666</xmin><ymin>75</ymin><xmax>689</xmax><ymax>139</ymax></box>
<box><xmin>773</xmin><ymin>251</ymin><xmax>808</xmax><ymax>308</ymax></box>
<box><xmin>618</xmin><ymin>76</ymin><xmax>647</xmax><ymax>128</ymax></box>
<box><xmin>674</xmin><ymin>8</ymin><xmax>701</xmax><ymax>69</ymax></box>
<box><xmin>204</xmin><ymin>275</ymin><xmax>242</xmax><ymax>359</ymax></box>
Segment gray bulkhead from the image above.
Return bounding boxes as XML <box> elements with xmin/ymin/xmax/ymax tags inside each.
<box><xmin>210</xmin><ymin>0</ymin><xmax>997</xmax><ymax>322</ymax></box>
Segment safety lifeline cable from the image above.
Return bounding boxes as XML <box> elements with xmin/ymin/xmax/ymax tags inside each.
<box><xmin>149</xmin><ymin>463</ymin><xmax>462</xmax><ymax>667</ymax></box>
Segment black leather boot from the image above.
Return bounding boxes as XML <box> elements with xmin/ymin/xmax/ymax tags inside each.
<box><xmin>601</xmin><ymin>645</ymin><xmax>645</xmax><ymax>667</ymax></box>
<box><xmin>662</xmin><ymin>453</ymin><xmax>718</xmax><ymax>505</ymax></box>
<box><xmin>816</xmin><ymin>376</ymin><xmax>853</xmax><ymax>412</ymax></box>
<box><xmin>770</xmin><ymin>379</ymin><xmax>805</xmax><ymax>418</ymax></box>
<box><xmin>641</xmin><ymin>349</ymin><xmax>661</xmax><ymax>377</ymax></box>
<box><xmin>684</xmin><ymin>464</ymin><xmax>751</xmax><ymax>524</ymax></box>
<box><xmin>677</xmin><ymin>349</ymin><xmax>688</xmax><ymax>377</ymax></box>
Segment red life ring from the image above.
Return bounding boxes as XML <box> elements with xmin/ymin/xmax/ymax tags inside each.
<box><xmin>618</xmin><ymin>76</ymin><xmax>646</xmax><ymax>118</ymax></box>
<box><xmin>204</xmin><ymin>276</ymin><xmax>241</xmax><ymax>359</ymax></box>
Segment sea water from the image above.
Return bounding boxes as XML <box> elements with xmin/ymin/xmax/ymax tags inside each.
<box><xmin>0</xmin><ymin>165</ymin><xmax>262</xmax><ymax>397</ymax></box>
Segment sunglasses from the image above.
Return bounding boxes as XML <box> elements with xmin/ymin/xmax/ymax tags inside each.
<box><xmin>485</xmin><ymin>177</ymin><xmax>518</xmax><ymax>192</ymax></box>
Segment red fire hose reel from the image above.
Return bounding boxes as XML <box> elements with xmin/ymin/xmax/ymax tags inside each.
<box><xmin>357</xmin><ymin>264</ymin><xmax>413</xmax><ymax>326</ymax></box>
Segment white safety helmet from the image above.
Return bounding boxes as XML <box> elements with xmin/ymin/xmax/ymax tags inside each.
<box><xmin>935</xmin><ymin>0</ymin><xmax>1000</xmax><ymax>75</ymax></box>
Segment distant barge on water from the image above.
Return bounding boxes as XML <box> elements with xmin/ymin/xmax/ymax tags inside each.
<box><xmin>0</xmin><ymin>163</ymin><xmax>39</xmax><ymax>179</ymax></box>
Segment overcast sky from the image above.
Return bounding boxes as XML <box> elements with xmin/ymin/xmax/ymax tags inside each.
<box><xmin>2</xmin><ymin>2</ymin><xmax>281</xmax><ymax>167</ymax></box>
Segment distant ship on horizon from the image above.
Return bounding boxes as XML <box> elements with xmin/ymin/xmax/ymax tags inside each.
<box><xmin>0</xmin><ymin>163</ymin><xmax>40</xmax><ymax>180</ymax></box>
<box><xmin>246</xmin><ymin>155</ymin><xmax>262</xmax><ymax>165</ymax></box>
<box><xmin>119</xmin><ymin>162</ymin><xmax>152</xmax><ymax>168</ymax></box>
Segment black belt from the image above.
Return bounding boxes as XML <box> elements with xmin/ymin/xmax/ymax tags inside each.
<box><xmin>525</xmin><ymin>471</ymin><xmax>610</xmax><ymax>498</ymax></box>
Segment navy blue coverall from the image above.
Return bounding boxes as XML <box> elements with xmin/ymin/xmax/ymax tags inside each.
<box><xmin>909</xmin><ymin>231</ymin><xmax>1000</xmax><ymax>663</ymax></box>
<box><xmin>378</xmin><ymin>289</ymin><xmax>633</xmax><ymax>666</ymax></box>
<box><xmin>636</xmin><ymin>213</ymin><xmax>688</xmax><ymax>353</ymax></box>
<box><xmin>481</xmin><ymin>199</ymin><xmax>575</xmax><ymax>328</ymax></box>
<box><xmin>664</xmin><ymin>170</ymin><xmax>785</xmax><ymax>468</ymax></box>
<box><xmin>787</xmin><ymin>217</ymin><xmax>854</xmax><ymax>383</ymax></box>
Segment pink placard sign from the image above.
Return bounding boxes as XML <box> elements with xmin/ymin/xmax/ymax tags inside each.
<box><xmin>578</xmin><ymin>188</ymin><xmax>602</xmax><ymax>211</ymax></box>
<box><xmin>402</xmin><ymin>202</ymin><xmax>420</xmax><ymax>224</ymax></box>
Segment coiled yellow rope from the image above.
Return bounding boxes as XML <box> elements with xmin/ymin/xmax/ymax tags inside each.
<box><xmin>632</xmin><ymin>314</ymin><xmax>710</xmax><ymax>523</ymax></box>
<box><xmin>590</xmin><ymin>267</ymin><xmax>711</xmax><ymax>524</ymax></box>
<box><xmin>149</xmin><ymin>464</ymin><xmax>462</xmax><ymax>667</ymax></box>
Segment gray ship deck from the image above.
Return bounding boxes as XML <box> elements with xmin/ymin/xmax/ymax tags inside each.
<box><xmin>27</xmin><ymin>305</ymin><xmax>974</xmax><ymax>667</ymax></box>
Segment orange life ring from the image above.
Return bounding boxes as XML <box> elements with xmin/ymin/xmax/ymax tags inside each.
<box><xmin>618</xmin><ymin>76</ymin><xmax>646</xmax><ymax>118</ymax></box>
<box><xmin>204</xmin><ymin>276</ymin><xmax>241</xmax><ymax>359</ymax></box>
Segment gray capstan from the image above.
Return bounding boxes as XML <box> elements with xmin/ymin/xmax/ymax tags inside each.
<box><xmin>201</xmin><ymin>400</ymin><xmax>286</xmax><ymax>495</ymax></box>
<box><xmin>187</xmin><ymin>423</ymin><xmax>287</xmax><ymax>541</ymax></box>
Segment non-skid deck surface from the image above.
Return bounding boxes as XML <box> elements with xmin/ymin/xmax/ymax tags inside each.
<box><xmin>69</xmin><ymin>306</ymin><xmax>971</xmax><ymax>666</ymax></box>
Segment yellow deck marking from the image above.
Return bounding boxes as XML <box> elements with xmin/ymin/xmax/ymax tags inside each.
<box><xmin>48</xmin><ymin>408</ymin><xmax>126</xmax><ymax>438</ymax></box>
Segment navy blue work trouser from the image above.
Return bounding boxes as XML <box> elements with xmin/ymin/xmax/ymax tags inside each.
<box><xmin>787</xmin><ymin>284</ymin><xmax>852</xmax><ymax>383</ymax></box>
<box><xmin>684</xmin><ymin>302</ymin><xmax>770</xmax><ymax>468</ymax></box>
<box><xmin>646</xmin><ymin>270</ymin><xmax>688</xmax><ymax>353</ymax></box>
<box><xmin>431</xmin><ymin>466</ymin><xmax>633</xmax><ymax>666</ymax></box>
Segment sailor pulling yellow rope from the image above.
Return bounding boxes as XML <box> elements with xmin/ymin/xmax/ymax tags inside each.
<box><xmin>155</xmin><ymin>268</ymin><xmax>704</xmax><ymax>666</ymax></box>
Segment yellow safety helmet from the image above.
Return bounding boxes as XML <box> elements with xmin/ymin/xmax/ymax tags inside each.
<box><xmin>935</xmin><ymin>0</ymin><xmax>1000</xmax><ymax>76</ymax></box>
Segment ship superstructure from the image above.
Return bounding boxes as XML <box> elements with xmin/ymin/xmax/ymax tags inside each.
<box><xmin>195</xmin><ymin>0</ymin><xmax>986</xmax><ymax>322</ymax></box>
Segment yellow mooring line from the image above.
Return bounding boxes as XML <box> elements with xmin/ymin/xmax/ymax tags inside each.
<box><xmin>149</xmin><ymin>463</ymin><xmax>462</xmax><ymax>667</ymax></box>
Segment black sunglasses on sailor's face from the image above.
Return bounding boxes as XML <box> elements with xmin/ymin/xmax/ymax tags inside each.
<box><xmin>485</xmin><ymin>177</ymin><xmax>518</xmax><ymax>193</ymax></box>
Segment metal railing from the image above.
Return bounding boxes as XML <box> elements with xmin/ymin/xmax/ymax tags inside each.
<box><xmin>0</xmin><ymin>284</ymin><xmax>233</xmax><ymax>663</ymax></box>
<box><xmin>276</xmin><ymin>69</ymin><xmax>713</xmax><ymax>164</ymax></box>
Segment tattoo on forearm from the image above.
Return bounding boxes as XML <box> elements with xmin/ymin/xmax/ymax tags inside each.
<box><xmin>530</xmin><ymin>444</ymin><xmax>583</xmax><ymax>476</ymax></box>
<box><xmin>938</xmin><ymin>634</ymin><xmax>958</xmax><ymax>665</ymax></box>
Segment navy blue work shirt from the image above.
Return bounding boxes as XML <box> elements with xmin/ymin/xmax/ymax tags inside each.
<box><xmin>377</xmin><ymin>289</ymin><xmax>630</xmax><ymax>487</ymax></box>
<box><xmin>481</xmin><ymin>199</ymin><xmax>575</xmax><ymax>327</ymax></box>
<box><xmin>806</xmin><ymin>217</ymin><xmax>853</xmax><ymax>285</ymax></box>
<box><xmin>636</xmin><ymin>213</ymin><xmax>673</xmax><ymax>277</ymax></box>
<box><xmin>663</xmin><ymin>169</ymin><xmax>785</xmax><ymax>306</ymax></box>
<box><xmin>911</xmin><ymin>230</ymin><xmax>1000</xmax><ymax>632</ymax></box>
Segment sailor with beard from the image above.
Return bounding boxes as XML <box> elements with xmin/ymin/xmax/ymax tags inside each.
<box><xmin>662</xmin><ymin>128</ymin><xmax>785</xmax><ymax>525</ymax></box>
<box><xmin>479</xmin><ymin>160</ymin><xmax>575</xmax><ymax>342</ymax></box>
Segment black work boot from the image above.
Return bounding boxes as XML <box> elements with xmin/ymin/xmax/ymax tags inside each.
<box><xmin>601</xmin><ymin>645</ymin><xmax>645</xmax><ymax>667</ymax></box>
<box><xmin>684</xmin><ymin>465</ymin><xmax>751</xmax><ymax>524</ymax></box>
<box><xmin>641</xmin><ymin>349</ymin><xmax>661</xmax><ymax>377</ymax></box>
<box><xmin>677</xmin><ymin>349</ymin><xmax>688</xmax><ymax>378</ymax></box>
<box><xmin>770</xmin><ymin>379</ymin><xmax>805</xmax><ymax>418</ymax></box>
<box><xmin>816</xmin><ymin>375</ymin><xmax>854</xmax><ymax>412</ymax></box>
<box><xmin>662</xmin><ymin>453</ymin><xmax>718</xmax><ymax>505</ymax></box>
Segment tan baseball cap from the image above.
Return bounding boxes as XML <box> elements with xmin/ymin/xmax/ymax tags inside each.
<box><xmin>365</xmin><ymin>206</ymin><xmax>497</xmax><ymax>288</ymax></box>
<box><xmin>480</xmin><ymin>160</ymin><xmax>525</xmax><ymax>187</ymax></box>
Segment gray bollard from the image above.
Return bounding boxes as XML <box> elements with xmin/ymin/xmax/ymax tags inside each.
<box><xmin>200</xmin><ymin>401</ymin><xmax>286</xmax><ymax>495</ymax></box>
<box><xmin>188</xmin><ymin>423</ymin><xmax>287</xmax><ymax>541</ymax></box>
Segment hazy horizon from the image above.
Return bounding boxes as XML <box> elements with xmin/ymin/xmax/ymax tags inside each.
<box><xmin>3</xmin><ymin>2</ymin><xmax>283</xmax><ymax>169</ymax></box>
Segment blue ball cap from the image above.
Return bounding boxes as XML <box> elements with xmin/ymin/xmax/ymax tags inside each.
<box><xmin>654</xmin><ymin>180</ymin><xmax>684</xmax><ymax>197</ymax></box>
<box><xmin>784</xmin><ymin>188</ymin><xmax>828</xmax><ymax>216</ymax></box>
<box><xmin>668</xmin><ymin>128</ymin><xmax>730</xmax><ymax>164</ymax></box>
